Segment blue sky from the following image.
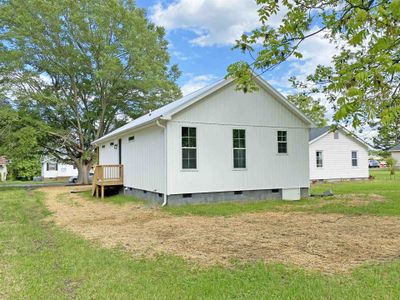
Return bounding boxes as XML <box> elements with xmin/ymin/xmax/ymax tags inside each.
<box><xmin>135</xmin><ymin>0</ymin><xmax>341</xmax><ymax>119</ymax></box>
<box><xmin>134</xmin><ymin>0</ymin><xmax>377</xmax><ymax>141</ymax></box>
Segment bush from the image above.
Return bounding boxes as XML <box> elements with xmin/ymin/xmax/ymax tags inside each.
<box><xmin>386</xmin><ymin>157</ymin><xmax>397</xmax><ymax>177</ymax></box>
<box><xmin>8</xmin><ymin>158</ymin><xmax>41</xmax><ymax>181</ymax></box>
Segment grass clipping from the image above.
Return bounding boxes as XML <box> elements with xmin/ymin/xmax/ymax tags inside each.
<box><xmin>42</xmin><ymin>187</ymin><xmax>400</xmax><ymax>274</ymax></box>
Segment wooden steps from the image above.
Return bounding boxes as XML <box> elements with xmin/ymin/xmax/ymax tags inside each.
<box><xmin>92</xmin><ymin>165</ymin><xmax>124</xmax><ymax>199</ymax></box>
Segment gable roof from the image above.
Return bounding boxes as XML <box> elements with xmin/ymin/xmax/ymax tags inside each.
<box><xmin>309</xmin><ymin>126</ymin><xmax>331</xmax><ymax>142</ymax></box>
<box><xmin>390</xmin><ymin>144</ymin><xmax>400</xmax><ymax>152</ymax></box>
<box><xmin>309</xmin><ymin>125</ymin><xmax>369</xmax><ymax>148</ymax></box>
<box><xmin>92</xmin><ymin>76</ymin><xmax>315</xmax><ymax>145</ymax></box>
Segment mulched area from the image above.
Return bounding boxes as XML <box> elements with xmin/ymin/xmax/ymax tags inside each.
<box><xmin>42</xmin><ymin>186</ymin><xmax>400</xmax><ymax>273</ymax></box>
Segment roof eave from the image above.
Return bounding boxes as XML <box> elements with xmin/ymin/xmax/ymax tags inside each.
<box><xmin>309</xmin><ymin>126</ymin><xmax>370</xmax><ymax>148</ymax></box>
<box><xmin>162</xmin><ymin>78</ymin><xmax>234</xmax><ymax>119</ymax></box>
<box><xmin>91</xmin><ymin>117</ymin><xmax>162</xmax><ymax>146</ymax></box>
<box><xmin>252</xmin><ymin>76</ymin><xmax>316</xmax><ymax>128</ymax></box>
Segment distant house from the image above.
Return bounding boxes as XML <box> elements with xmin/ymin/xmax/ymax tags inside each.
<box><xmin>92</xmin><ymin>76</ymin><xmax>314</xmax><ymax>204</ymax></box>
<box><xmin>309</xmin><ymin>126</ymin><xmax>369</xmax><ymax>181</ymax></box>
<box><xmin>389</xmin><ymin>144</ymin><xmax>400</xmax><ymax>167</ymax></box>
<box><xmin>41</xmin><ymin>158</ymin><xmax>78</xmax><ymax>179</ymax></box>
<box><xmin>0</xmin><ymin>156</ymin><xmax>7</xmax><ymax>182</ymax></box>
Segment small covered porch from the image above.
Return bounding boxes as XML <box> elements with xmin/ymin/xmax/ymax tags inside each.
<box><xmin>92</xmin><ymin>164</ymin><xmax>124</xmax><ymax>199</ymax></box>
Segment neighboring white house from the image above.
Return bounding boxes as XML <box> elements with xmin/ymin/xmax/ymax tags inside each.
<box><xmin>92</xmin><ymin>76</ymin><xmax>314</xmax><ymax>205</ymax></box>
<box><xmin>309</xmin><ymin>126</ymin><xmax>369</xmax><ymax>181</ymax></box>
<box><xmin>0</xmin><ymin>156</ymin><xmax>7</xmax><ymax>182</ymax></box>
<box><xmin>41</xmin><ymin>158</ymin><xmax>78</xmax><ymax>179</ymax></box>
<box><xmin>389</xmin><ymin>144</ymin><xmax>400</xmax><ymax>166</ymax></box>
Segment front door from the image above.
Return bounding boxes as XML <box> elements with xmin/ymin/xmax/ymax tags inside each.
<box><xmin>118</xmin><ymin>138</ymin><xmax>122</xmax><ymax>165</ymax></box>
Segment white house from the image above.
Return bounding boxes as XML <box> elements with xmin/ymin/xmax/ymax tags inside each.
<box><xmin>92</xmin><ymin>77</ymin><xmax>314</xmax><ymax>205</ymax></box>
<box><xmin>0</xmin><ymin>156</ymin><xmax>7</xmax><ymax>182</ymax></box>
<box><xmin>389</xmin><ymin>144</ymin><xmax>400</xmax><ymax>166</ymax></box>
<box><xmin>309</xmin><ymin>126</ymin><xmax>369</xmax><ymax>181</ymax></box>
<box><xmin>41</xmin><ymin>158</ymin><xmax>78</xmax><ymax>179</ymax></box>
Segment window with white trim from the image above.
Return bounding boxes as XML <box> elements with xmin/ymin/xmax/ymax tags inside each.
<box><xmin>277</xmin><ymin>131</ymin><xmax>287</xmax><ymax>154</ymax></box>
<box><xmin>316</xmin><ymin>151</ymin><xmax>323</xmax><ymax>168</ymax></box>
<box><xmin>233</xmin><ymin>129</ymin><xmax>246</xmax><ymax>168</ymax></box>
<box><xmin>351</xmin><ymin>151</ymin><xmax>358</xmax><ymax>166</ymax></box>
<box><xmin>182</xmin><ymin>127</ymin><xmax>197</xmax><ymax>169</ymax></box>
<box><xmin>334</xmin><ymin>132</ymin><xmax>339</xmax><ymax>139</ymax></box>
<box><xmin>47</xmin><ymin>162</ymin><xmax>57</xmax><ymax>171</ymax></box>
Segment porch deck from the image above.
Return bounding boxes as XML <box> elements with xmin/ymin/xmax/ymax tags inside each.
<box><xmin>92</xmin><ymin>165</ymin><xmax>124</xmax><ymax>199</ymax></box>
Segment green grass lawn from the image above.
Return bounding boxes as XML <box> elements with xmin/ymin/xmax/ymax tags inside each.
<box><xmin>1</xmin><ymin>172</ymin><xmax>400</xmax><ymax>298</ymax></box>
<box><xmin>164</xmin><ymin>169</ymin><xmax>400</xmax><ymax>217</ymax></box>
<box><xmin>0</xmin><ymin>178</ymin><xmax>68</xmax><ymax>185</ymax></box>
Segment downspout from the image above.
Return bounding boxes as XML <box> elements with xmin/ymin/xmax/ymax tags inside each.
<box><xmin>156</xmin><ymin>120</ymin><xmax>168</xmax><ymax>206</ymax></box>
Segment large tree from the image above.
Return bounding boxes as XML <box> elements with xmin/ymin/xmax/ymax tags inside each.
<box><xmin>373</xmin><ymin>122</ymin><xmax>400</xmax><ymax>150</ymax></box>
<box><xmin>287</xmin><ymin>93</ymin><xmax>327</xmax><ymax>127</ymax></box>
<box><xmin>0</xmin><ymin>102</ymin><xmax>42</xmax><ymax>180</ymax></box>
<box><xmin>228</xmin><ymin>0</ymin><xmax>400</xmax><ymax>130</ymax></box>
<box><xmin>0</xmin><ymin>0</ymin><xmax>181</xmax><ymax>183</ymax></box>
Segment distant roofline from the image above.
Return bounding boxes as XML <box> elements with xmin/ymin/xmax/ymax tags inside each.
<box><xmin>309</xmin><ymin>125</ymin><xmax>369</xmax><ymax>149</ymax></box>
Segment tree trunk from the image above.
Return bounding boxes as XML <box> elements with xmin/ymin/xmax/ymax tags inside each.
<box><xmin>76</xmin><ymin>158</ymin><xmax>92</xmax><ymax>185</ymax></box>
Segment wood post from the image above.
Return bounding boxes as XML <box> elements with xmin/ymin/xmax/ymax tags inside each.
<box><xmin>91</xmin><ymin>164</ymin><xmax>124</xmax><ymax>199</ymax></box>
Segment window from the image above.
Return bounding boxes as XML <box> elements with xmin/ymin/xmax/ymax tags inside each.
<box><xmin>334</xmin><ymin>132</ymin><xmax>339</xmax><ymax>139</ymax></box>
<box><xmin>352</xmin><ymin>151</ymin><xmax>358</xmax><ymax>166</ymax></box>
<box><xmin>128</xmin><ymin>136</ymin><xmax>135</xmax><ymax>142</ymax></box>
<box><xmin>47</xmin><ymin>162</ymin><xmax>57</xmax><ymax>171</ymax></box>
<box><xmin>182</xmin><ymin>127</ymin><xmax>197</xmax><ymax>169</ymax></box>
<box><xmin>277</xmin><ymin>131</ymin><xmax>287</xmax><ymax>154</ymax></box>
<box><xmin>233</xmin><ymin>129</ymin><xmax>246</xmax><ymax>168</ymax></box>
<box><xmin>316</xmin><ymin>151</ymin><xmax>323</xmax><ymax>168</ymax></box>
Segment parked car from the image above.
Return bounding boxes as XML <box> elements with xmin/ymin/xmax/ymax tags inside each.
<box><xmin>368</xmin><ymin>160</ymin><xmax>380</xmax><ymax>168</ymax></box>
<box><xmin>69</xmin><ymin>171</ymin><xmax>94</xmax><ymax>184</ymax></box>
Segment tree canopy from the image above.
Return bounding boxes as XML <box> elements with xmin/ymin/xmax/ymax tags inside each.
<box><xmin>228</xmin><ymin>0</ymin><xmax>400</xmax><ymax>131</ymax></box>
<box><xmin>0</xmin><ymin>102</ymin><xmax>42</xmax><ymax>180</ymax></box>
<box><xmin>287</xmin><ymin>93</ymin><xmax>327</xmax><ymax>127</ymax></box>
<box><xmin>0</xmin><ymin>0</ymin><xmax>181</xmax><ymax>183</ymax></box>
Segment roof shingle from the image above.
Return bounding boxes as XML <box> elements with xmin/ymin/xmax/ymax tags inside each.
<box><xmin>309</xmin><ymin>126</ymin><xmax>331</xmax><ymax>142</ymax></box>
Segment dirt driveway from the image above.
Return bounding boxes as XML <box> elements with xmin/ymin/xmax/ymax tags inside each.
<box><xmin>41</xmin><ymin>186</ymin><xmax>400</xmax><ymax>273</ymax></box>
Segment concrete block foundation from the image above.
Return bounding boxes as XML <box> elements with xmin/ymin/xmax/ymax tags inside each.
<box><xmin>124</xmin><ymin>186</ymin><xmax>310</xmax><ymax>206</ymax></box>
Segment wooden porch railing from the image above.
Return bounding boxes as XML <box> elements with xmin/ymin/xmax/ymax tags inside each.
<box><xmin>92</xmin><ymin>164</ymin><xmax>124</xmax><ymax>198</ymax></box>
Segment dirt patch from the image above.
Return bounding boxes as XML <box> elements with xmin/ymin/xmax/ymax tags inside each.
<box><xmin>41</xmin><ymin>186</ymin><xmax>400</xmax><ymax>273</ymax></box>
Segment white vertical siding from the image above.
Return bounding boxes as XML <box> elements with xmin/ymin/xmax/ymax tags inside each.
<box><xmin>166</xmin><ymin>82</ymin><xmax>310</xmax><ymax>195</ymax></box>
<box><xmin>309</xmin><ymin>131</ymin><xmax>369</xmax><ymax>180</ymax></box>
<box><xmin>391</xmin><ymin>152</ymin><xmax>400</xmax><ymax>167</ymax></box>
<box><xmin>173</xmin><ymin>81</ymin><xmax>306</xmax><ymax>128</ymax></box>
<box><xmin>120</xmin><ymin>125</ymin><xmax>165</xmax><ymax>193</ymax></box>
<box><xmin>98</xmin><ymin>140</ymin><xmax>120</xmax><ymax>165</ymax></box>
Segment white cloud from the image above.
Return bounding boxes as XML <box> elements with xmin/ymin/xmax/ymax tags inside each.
<box><xmin>180</xmin><ymin>74</ymin><xmax>218</xmax><ymax>95</ymax></box>
<box><xmin>287</xmin><ymin>27</ymin><xmax>342</xmax><ymax>81</ymax></box>
<box><xmin>150</xmin><ymin>0</ymin><xmax>285</xmax><ymax>46</ymax></box>
<box><xmin>171</xmin><ymin>50</ymin><xmax>190</xmax><ymax>61</ymax></box>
